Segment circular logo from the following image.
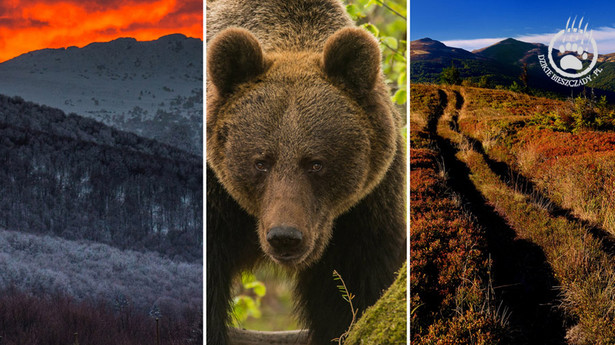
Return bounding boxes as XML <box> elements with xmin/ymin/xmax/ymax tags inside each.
<box><xmin>547</xmin><ymin>17</ymin><xmax>598</xmax><ymax>79</ymax></box>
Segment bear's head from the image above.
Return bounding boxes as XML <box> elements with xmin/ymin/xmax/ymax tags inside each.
<box><xmin>207</xmin><ymin>27</ymin><xmax>398</xmax><ymax>269</ymax></box>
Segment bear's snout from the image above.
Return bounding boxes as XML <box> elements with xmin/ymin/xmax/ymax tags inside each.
<box><xmin>266</xmin><ymin>226</ymin><xmax>303</xmax><ymax>258</ymax></box>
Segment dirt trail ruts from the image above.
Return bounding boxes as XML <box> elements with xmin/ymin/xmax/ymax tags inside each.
<box><xmin>427</xmin><ymin>88</ymin><xmax>568</xmax><ymax>345</ymax></box>
<box><xmin>450</xmin><ymin>93</ymin><xmax>615</xmax><ymax>256</ymax></box>
<box><xmin>425</xmin><ymin>89</ymin><xmax>447</xmax><ymax>134</ymax></box>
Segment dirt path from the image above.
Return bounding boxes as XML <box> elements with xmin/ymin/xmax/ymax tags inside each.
<box><xmin>426</xmin><ymin>88</ymin><xmax>568</xmax><ymax>345</ymax></box>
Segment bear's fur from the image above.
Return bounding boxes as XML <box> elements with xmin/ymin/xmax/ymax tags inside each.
<box><xmin>206</xmin><ymin>1</ymin><xmax>406</xmax><ymax>344</ymax></box>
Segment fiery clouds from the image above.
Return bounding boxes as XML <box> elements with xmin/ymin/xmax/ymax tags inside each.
<box><xmin>0</xmin><ymin>0</ymin><xmax>202</xmax><ymax>62</ymax></box>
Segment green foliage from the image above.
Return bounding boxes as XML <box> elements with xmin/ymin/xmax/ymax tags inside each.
<box><xmin>573</xmin><ymin>96</ymin><xmax>597</xmax><ymax>129</ymax></box>
<box><xmin>333</xmin><ymin>270</ymin><xmax>356</xmax><ymax>304</ymax></box>
<box><xmin>477</xmin><ymin>75</ymin><xmax>491</xmax><ymax>89</ymax></box>
<box><xmin>587</xmin><ymin>61</ymin><xmax>615</xmax><ymax>93</ymax></box>
<box><xmin>345</xmin><ymin>3</ymin><xmax>366</xmax><ymax>19</ymax></box>
<box><xmin>530</xmin><ymin>94</ymin><xmax>615</xmax><ymax>133</ymax></box>
<box><xmin>508</xmin><ymin>81</ymin><xmax>522</xmax><ymax>93</ymax></box>
<box><xmin>412</xmin><ymin>58</ymin><xmax>518</xmax><ymax>88</ymax></box>
<box><xmin>439</xmin><ymin>63</ymin><xmax>461</xmax><ymax>85</ymax></box>
<box><xmin>231</xmin><ymin>272</ymin><xmax>267</xmax><ymax>326</ymax></box>
<box><xmin>345</xmin><ymin>0</ymin><xmax>407</xmax><ymax>105</ymax></box>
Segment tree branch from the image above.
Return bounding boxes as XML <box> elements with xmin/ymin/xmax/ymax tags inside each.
<box><xmin>375</xmin><ymin>0</ymin><xmax>406</xmax><ymax>20</ymax></box>
<box><xmin>228</xmin><ymin>328</ymin><xmax>310</xmax><ymax>345</ymax></box>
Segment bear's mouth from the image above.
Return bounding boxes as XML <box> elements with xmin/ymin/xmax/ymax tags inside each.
<box><xmin>270</xmin><ymin>252</ymin><xmax>305</xmax><ymax>264</ymax></box>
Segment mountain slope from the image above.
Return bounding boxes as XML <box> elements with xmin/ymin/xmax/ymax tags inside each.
<box><xmin>411</xmin><ymin>38</ymin><xmax>518</xmax><ymax>86</ymax></box>
<box><xmin>473</xmin><ymin>38</ymin><xmax>546</xmax><ymax>65</ymax></box>
<box><xmin>411</xmin><ymin>37</ymin><xmax>615</xmax><ymax>99</ymax></box>
<box><xmin>411</xmin><ymin>38</ymin><xmax>479</xmax><ymax>61</ymax></box>
<box><xmin>0</xmin><ymin>94</ymin><xmax>202</xmax><ymax>261</ymax></box>
<box><xmin>0</xmin><ymin>34</ymin><xmax>203</xmax><ymax>154</ymax></box>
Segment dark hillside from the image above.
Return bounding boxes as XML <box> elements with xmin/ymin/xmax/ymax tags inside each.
<box><xmin>0</xmin><ymin>95</ymin><xmax>202</xmax><ymax>262</ymax></box>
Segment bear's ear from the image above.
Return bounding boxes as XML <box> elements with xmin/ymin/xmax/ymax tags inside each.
<box><xmin>208</xmin><ymin>28</ymin><xmax>266</xmax><ymax>95</ymax></box>
<box><xmin>322</xmin><ymin>27</ymin><xmax>381</xmax><ymax>95</ymax></box>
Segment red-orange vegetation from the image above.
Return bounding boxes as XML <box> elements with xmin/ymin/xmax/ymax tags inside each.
<box><xmin>449</xmin><ymin>85</ymin><xmax>615</xmax><ymax>236</ymax></box>
<box><xmin>0</xmin><ymin>287</ymin><xmax>201</xmax><ymax>345</ymax></box>
<box><xmin>410</xmin><ymin>147</ymin><xmax>507</xmax><ymax>342</ymax></box>
<box><xmin>517</xmin><ymin>128</ymin><xmax>615</xmax><ymax>159</ymax></box>
<box><xmin>461</xmin><ymin>87</ymin><xmax>563</xmax><ymax>118</ymax></box>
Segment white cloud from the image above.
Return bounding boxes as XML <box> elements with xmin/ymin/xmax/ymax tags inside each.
<box><xmin>442</xmin><ymin>38</ymin><xmax>505</xmax><ymax>51</ymax></box>
<box><xmin>442</xmin><ymin>26</ymin><xmax>615</xmax><ymax>53</ymax></box>
<box><xmin>591</xmin><ymin>26</ymin><xmax>615</xmax><ymax>54</ymax></box>
<box><xmin>515</xmin><ymin>33</ymin><xmax>556</xmax><ymax>45</ymax></box>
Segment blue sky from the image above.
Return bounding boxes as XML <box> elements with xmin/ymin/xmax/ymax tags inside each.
<box><xmin>411</xmin><ymin>0</ymin><xmax>615</xmax><ymax>53</ymax></box>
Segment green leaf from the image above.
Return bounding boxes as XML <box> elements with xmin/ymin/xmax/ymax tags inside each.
<box><xmin>385</xmin><ymin>20</ymin><xmax>407</xmax><ymax>37</ymax></box>
<box><xmin>397</xmin><ymin>70</ymin><xmax>407</xmax><ymax>87</ymax></box>
<box><xmin>387</xmin><ymin>2</ymin><xmax>407</xmax><ymax>18</ymax></box>
<box><xmin>393</xmin><ymin>62</ymin><xmax>406</xmax><ymax>75</ymax></box>
<box><xmin>241</xmin><ymin>272</ymin><xmax>256</xmax><ymax>285</ymax></box>
<box><xmin>231</xmin><ymin>296</ymin><xmax>250</xmax><ymax>323</ymax></box>
<box><xmin>392</xmin><ymin>89</ymin><xmax>407</xmax><ymax>105</ymax></box>
<box><xmin>393</xmin><ymin>53</ymin><xmax>406</xmax><ymax>63</ymax></box>
<box><xmin>232</xmin><ymin>295</ymin><xmax>261</xmax><ymax>322</ymax></box>
<box><xmin>345</xmin><ymin>4</ymin><xmax>365</xmax><ymax>20</ymax></box>
<box><xmin>381</xmin><ymin>36</ymin><xmax>398</xmax><ymax>50</ymax></box>
<box><xmin>361</xmin><ymin>23</ymin><xmax>380</xmax><ymax>37</ymax></box>
<box><xmin>245</xmin><ymin>281</ymin><xmax>267</xmax><ymax>297</ymax></box>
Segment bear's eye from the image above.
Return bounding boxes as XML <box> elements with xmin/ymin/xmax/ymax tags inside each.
<box><xmin>308</xmin><ymin>161</ymin><xmax>323</xmax><ymax>173</ymax></box>
<box><xmin>254</xmin><ymin>160</ymin><xmax>269</xmax><ymax>172</ymax></box>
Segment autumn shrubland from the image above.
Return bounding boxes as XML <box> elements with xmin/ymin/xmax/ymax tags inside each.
<box><xmin>411</xmin><ymin>83</ymin><xmax>615</xmax><ymax>344</ymax></box>
<box><xmin>0</xmin><ymin>287</ymin><xmax>201</xmax><ymax>345</ymax></box>
<box><xmin>410</xmin><ymin>148</ymin><xmax>514</xmax><ymax>344</ymax></box>
<box><xmin>457</xmin><ymin>86</ymin><xmax>615</xmax><ymax>237</ymax></box>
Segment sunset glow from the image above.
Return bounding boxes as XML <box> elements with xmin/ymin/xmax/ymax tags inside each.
<box><xmin>0</xmin><ymin>0</ymin><xmax>202</xmax><ymax>62</ymax></box>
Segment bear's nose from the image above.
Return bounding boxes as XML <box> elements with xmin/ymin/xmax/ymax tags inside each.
<box><xmin>267</xmin><ymin>226</ymin><xmax>303</xmax><ymax>251</ymax></box>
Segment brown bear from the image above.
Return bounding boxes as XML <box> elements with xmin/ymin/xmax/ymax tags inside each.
<box><xmin>206</xmin><ymin>0</ymin><xmax>406</xmax><ymax>344</ymax></box>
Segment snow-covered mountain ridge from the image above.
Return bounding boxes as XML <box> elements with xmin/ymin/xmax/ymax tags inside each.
<box><xmin>0</xmin><ymin>34</ymin><xmax>203</xmax><ymax>155</ymax></box>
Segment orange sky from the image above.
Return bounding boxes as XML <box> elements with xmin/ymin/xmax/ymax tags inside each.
<box><xmin>0</xmin><ymin>0</ymin><xmax>202</xmax><ymax>62</ymax></box>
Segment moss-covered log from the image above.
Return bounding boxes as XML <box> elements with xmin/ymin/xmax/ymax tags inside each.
<box><xmin>344</xmin><ymin>263</ymin><xmax>407</xmax><ymax>345</ymax></box>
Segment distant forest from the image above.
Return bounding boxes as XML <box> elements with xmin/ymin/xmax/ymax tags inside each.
<box><xmin>0</xmin><ymin>95</ymin><xmax>202</xmax><ymax>262</ymax></box>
